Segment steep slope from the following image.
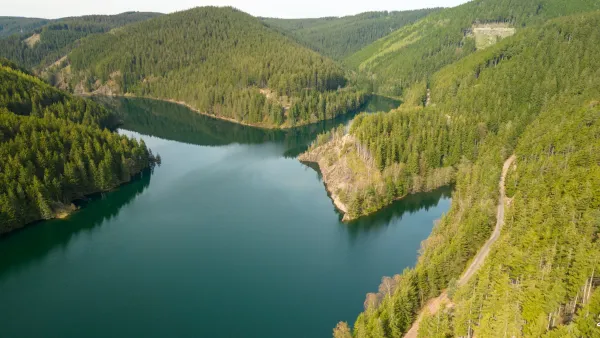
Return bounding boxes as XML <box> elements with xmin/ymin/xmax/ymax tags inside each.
<box><xmin>307</xmin><ymin>10</ymin><xmax>600</xmax><ymax>338</ymax></box>
<box><xmin>0</xmin><ymin>12</ymin><xmax>161</xmax><ymax>71</ymax></box>
<box><xmin>404</xmin><ymin>154</ymin><xmax>514</xmax><ymax>338</ymax></box>
<box><xmin>262</xmin><ymin>9</ymin><xmax>439</xmax><ymax>60</ymax></box>
<box><xmin>346</xmin><ymin>0</ymin><xmax>600</xmax><ymax>97</ymax></box>
<box><xmin>0</xmin><ymin>58</ymin><xmax>156</xmax><ymax>235</ymax></box>
<box><xmin>65</xmin><ymin>7</ymin><xmax>367</xmax><ymax>128</ymax></box>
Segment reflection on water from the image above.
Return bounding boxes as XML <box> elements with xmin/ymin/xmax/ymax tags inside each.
<box><xmin>0</xmin><ymin>96</ymin><xmax>451</xmax><ymax>338</ymax></box>
<box><xmin>346</xmin><ymin>186</ymin><xmax>453</xmax><ymax>236</ymax></box>
<box><xmin>302</xmin><ymin>162</ymin><xmax>452</xmax><ymax>236</ymax></box>
<box><xmin>97</xmin><ymin>95</ymin><xmax>400</xmax><ymax>157</ymax></box>
<box><xmin>0</xmin><ymin>170</ymin><xmax>152</xmax><ymax>281</ymax></box>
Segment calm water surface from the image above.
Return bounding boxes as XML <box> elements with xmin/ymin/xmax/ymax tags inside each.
<box><xmin>0</xmin><ymin>97</ymin><xmax>451</xmax><ymax>338</ymax></box>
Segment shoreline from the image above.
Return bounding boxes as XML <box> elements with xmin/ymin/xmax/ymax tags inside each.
<box><xmin>299</xmin><ymin>156</ymin><xmax>418</xmax><ymax>222</ymax></box>
<box><xmin>0</xmin><ymin>168</ymin><xmax>151</xmax><ymax>237</ymax></box>
<box><xmin>84</xmin><ymin>93</ymin><xmax>363</xmax><ymax>130</ymax></box>
<box><xmin>298</xmin><ymin>159</ymin><xmax>350</xmax><ymax>221</ymax></box>
<box><xmin>301</xmin><ymin>154</ymin><xmax>452</xmax><ymax>222</ymax></box>
<box><xmin>298</xmin><ymin>134</ymin><xmax>455</xmax><ymax>223</ymax></box>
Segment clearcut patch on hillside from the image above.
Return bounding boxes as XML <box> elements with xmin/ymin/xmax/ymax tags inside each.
<box><xmin>469</xmin><ymin>23</ymin><xmax>516</xmax><ymax>49</ymax></box>
<box><xmin>24</xmin><ymin>33</ymin><xmax>41</xmax><ymax>48</ymax></box>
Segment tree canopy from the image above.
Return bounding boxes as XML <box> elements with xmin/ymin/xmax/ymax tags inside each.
<box><xmin>346</xmin><ymin>0</ymin><xmax>600</xmax><ymax>97</ymax></box>
<box><xmin>0</xmin><ymin>12</ymin><xmax>161</xmax><ymax>71</ymax></box>
<box><xmin>0</xmin><ymin>58</ymin><xmax>156</xmax><ymax>234</ymax></box>
<box><xmin>262</xmin><ymin>9</ymin><xmax>439</xmax><ymax>60</ymax></box>
<box><xmin>308</xmin><ymin>8</ymin><xmax>600</xmax><ymax>337</ymax></box>
<box><xmin>65</xmin><ymin>7</ymin><xmax>367</xmax><ymax>128</ymax></box>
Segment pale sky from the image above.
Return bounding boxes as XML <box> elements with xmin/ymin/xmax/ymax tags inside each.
<box><xmin>2</xmin><ymin>0</ymin><xmax>471</xmax><ymax>20</ymax></box>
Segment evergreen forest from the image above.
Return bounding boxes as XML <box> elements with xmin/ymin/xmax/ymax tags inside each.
<box><xmin>64</xmin><ymin>7</ymin><xmax>367</xmax><ymax>128</ymax></box>
<box><xmin>2</xmin><ymin>1</ymin><xmax>600</xmax><ymax>337</ymax></box>
<box><xmin>262</xmin><ymin>9</ymin><xmax>439</xmax><ymax>60</ymax></box>
<box><xmin>0</xmin><ymin>12</ymin><xmax>161</xmax><ymax>71</ymax></box>
<box><xmin>306</xmin><ymin>1</ymin><xmax>600</xmax><ymax>337</ymax></box>
<box><xmin>0</xmin><ymin>58</ymin><xmax>156</xmax><ymax>234</ymax></box>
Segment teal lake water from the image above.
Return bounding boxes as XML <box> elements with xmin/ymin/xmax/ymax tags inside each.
<box><xmin>0</xmin><ymin>97</ymin><xmax>451</xmax><ymax>338</ymax></box>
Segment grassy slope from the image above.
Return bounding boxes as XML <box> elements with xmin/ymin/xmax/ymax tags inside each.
<box><xmin>345</xmin><ymin>0</ymin><xmax>600</xmax><ymax>97</ymax></box>
<box><xmin>261</xmin><ymin>9</ymin><xmax>439</xmax><ymax>60</ymax></box>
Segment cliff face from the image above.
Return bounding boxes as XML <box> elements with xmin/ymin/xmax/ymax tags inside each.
<box><xmin>299</xmin><ymin>132</ymin><xmax>386</xmax><ymax>221</ymax></box>
<box><xmin>299</xmin><ymin>127</ymin><xmax>455</xmax><ymax>221</ymax></box>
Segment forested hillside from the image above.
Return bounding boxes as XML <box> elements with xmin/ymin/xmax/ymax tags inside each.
<box><xmin>0</xmin><ymin>12</ymin><xmax>160</xmax><ymax>71</ymax></box>
<box><xmin>0</xmin><ymin>17</ymin><xmax>49</xmax><ymax>37</ymax></box>
<box><xmin>64</xmin><ymin>7</ymin><xmax>367</xmax><ymax>128</ymax></box>
<box><xmin>346</xmin><ymin>0</ymin><xmax>600</xmax><ymax>97</ymax></box>
<box><xmin>0</xmin><ymin>58</ymin><xmax>156</xmax><ymax>235</ymax></box>
<box><xmin>262</xmin><ymin>9</ymin><xmax>438</xmax><ymax>60</ymax></box>
<box><xmin>301</xmin><ymin>9</ymin><xmax>600</xmax><ymax>338</ymax></box>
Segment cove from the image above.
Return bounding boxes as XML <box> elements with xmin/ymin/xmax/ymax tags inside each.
<box><xmin>0</xmin><ymin>97</ymin><xmax>451</xmax><ymax>338</ymax></box>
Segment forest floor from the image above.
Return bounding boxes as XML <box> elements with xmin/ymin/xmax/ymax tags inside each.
<box><xmin>403</xmin><ymin>154</ymin><xmax>516</xmax><ymax>338</ymax></box>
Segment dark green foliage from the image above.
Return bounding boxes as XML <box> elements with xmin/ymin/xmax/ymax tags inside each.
<box><xmin>0</xmin><ymin>17</ymin><xmax>49</xmax><ymax>38</ymax></box>
<box><xmin>0</xmin><ymin>58</ymin><xmax>154</xmax><ymax>234</ymax></box>
<box><xmin>0</xmin><ymin>12</ymin><xmax>161</xmax><ymax>70</ymax></box>
<box><xmin>0</xmin><ymin>58</ymin><xmax>117</xmax><ymax>127</ymax></box>
<box><xmin>67</xmin><ymin>7</ymin><xmax>366</xmax><ymax>127</ymax></box>
<box><xmin>262</xmin><ymin>9</ymin><xmax>439</xmax><ymax>60</ymax></box>
<box><xmin>347</xmin><ymin>0</ymin><xmax>600</xmax><ymax>96</ymax></box>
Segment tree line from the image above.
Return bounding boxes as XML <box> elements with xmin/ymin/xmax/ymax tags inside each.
<box><xmin>0</xmin><ymin>58</ymin><xmax>156</xmax><ymax>234</ymax></box>
<box><xmin>325</xmin><ymin>9</ymin><xmax>600</xmax><ymax>337</ymax></box>
<box><xmin>346</xmin><ymin>0</ymin><xmax>600</xmax><ymax>97</ymax></box>
<box><xmin>66</xmin><ymin>7</ymin><xmax>367</xmax><ymax>127</ymax></box>
<box><xmin>0</xmin><ymin>12</ymin><xmax>160</xmax><ymax>71</ymax></box>
<box><xmin>262</xmin><ymin>9</ymin><xmax>439</xmax><ymax>60</ymax></box>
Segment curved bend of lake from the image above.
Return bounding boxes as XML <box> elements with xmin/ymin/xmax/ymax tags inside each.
<box><xmin>0</xmin><ymin>97</ymin><xmax>451</xmax><ymax>338</ymax></box>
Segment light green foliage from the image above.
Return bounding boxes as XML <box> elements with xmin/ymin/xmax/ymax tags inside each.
<box><xmin>574</xmin><ymin>288</ymin><xmax>600</xmax><ymax>337</ymax></box>
<box><xmin>419</xmin><ymin>308</ymin><xmax>453</xmax><ymax>338</ymax></box>
<box><xmin>262</xmin><ymin>9</ymin><xmax>439</xmax><ymax>60</ymax></box>
<box><xmin>0</xmin><ymin>58</ymin><xmax>155</xmax><ymax>234</ymax></box>
<box><xmin>346</xmin><ymin>0</ymin><xmax>600</xmax><ymax>97</ymax></box>
<box><xmin>346</xmin><ymin>9</ymin><xmax>600</xmax><ymax>338</ymax></box>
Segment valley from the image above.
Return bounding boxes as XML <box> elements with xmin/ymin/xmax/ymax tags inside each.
<box><xmin>0</xmin><ymin>97</ymin><xmax>450</xmax><ymax>338</ymax></box>
<box><xmin>1</xmin><ymin>1</ymin><xmax>600</xmax><ymax>337</ymax></box>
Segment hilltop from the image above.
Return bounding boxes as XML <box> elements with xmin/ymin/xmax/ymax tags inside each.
<box><xmin>262</xmin><ymin>9</ymin><xmax>438</xmax><ymax>60</ymax></box>
<box><xmin>0</xmin><ymin>12</ymin><xmax>161</xmax><ymax>71</ymax></box>
<box><xmin>0</xmin><ymin>17</ymin><xmax>49</xmax><ymax>37</ymax></box>
<box><xmin>345</xmin><ymin>0</ymin><xmax>600</xmax><ymax>97</ymax></box>
<box><xmin>59</xmin><ymin>7</ymin><xmax>367</xmax><ymax>128</ymax></box>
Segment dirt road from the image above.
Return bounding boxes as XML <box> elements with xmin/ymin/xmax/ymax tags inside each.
<box><xmin>458</xmin><ymin>154</ymin><xmax>515</xmax><ymax>286</ymax></box>
<box><xmin>403</xmin><ymin>155</ymin><xmax>516</xmax><ymax>338</ymax></box>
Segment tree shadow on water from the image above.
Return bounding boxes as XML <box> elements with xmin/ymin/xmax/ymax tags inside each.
<box><xmin>344</xmin><ymin>186</ymin><xmax>453</xmax><ymax>239</ymax></box>
<box><xmin>97</xmin><ymin>95</ymin><xmax>401</xmax><ymax>157</ymax></box>
<box><xmin>0</xmin><ymin>169</ymin><xmax>153</xmax><ymax>280</ymax></box>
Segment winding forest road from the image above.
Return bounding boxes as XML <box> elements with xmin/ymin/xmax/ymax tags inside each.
<box><xmin>458</xmin><ymin>154</ymin><xmax>516</xmax><ymax>286</ymax></box>
<box><xmin>403</xmin><ymin>155</ymin><xmax>516</xmax><ymax>338</ymax></box>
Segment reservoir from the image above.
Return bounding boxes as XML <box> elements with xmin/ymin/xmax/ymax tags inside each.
<box><xmin>0</xmin><ymin>97</ymin><xmax>451</xmax><ymax>338</ymax></box>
